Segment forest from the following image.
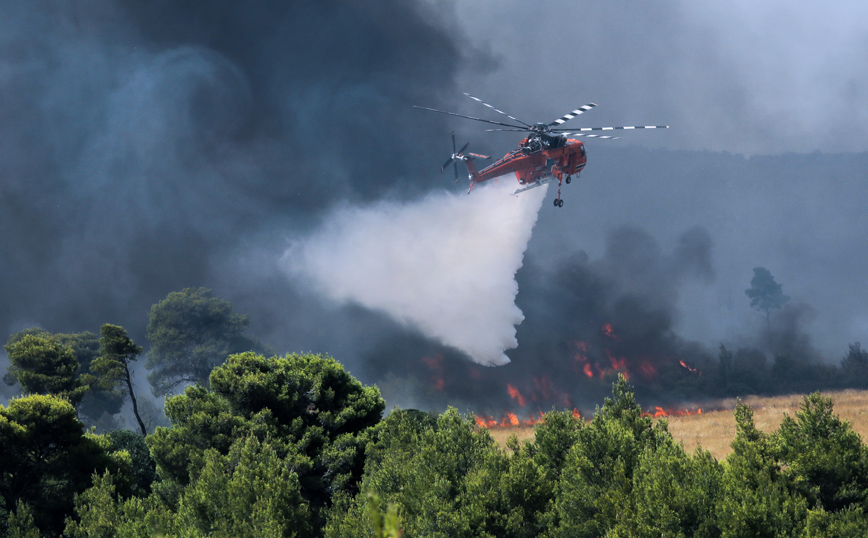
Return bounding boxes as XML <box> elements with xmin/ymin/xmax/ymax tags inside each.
<box><xmin>4</xmin><ymin>287</ymin><xmax>868</xmax><ymax>537</ymax></box>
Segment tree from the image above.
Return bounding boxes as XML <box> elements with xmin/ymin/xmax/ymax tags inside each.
<box><xmin>327</xmin><ymin>407</ymin><xmax>512</xmax><ymax>538</ymax></box>
<box><xmin>3</xmin><ymin>329</ymin><xmax>125</xmax><ymax>424</ymax></box>
<box><xmin>145</xmin><ymin>287</ymin><xmax>265</xmax><ymax>395</ymax></box>
<box><xmin>4</xmin><ymin>332</ymin><xmax>90</xmax><ymax>406</ymax></box>
<box><xmin>716</xmin><ymin>401</ymin><xmax>807</xmax><ymax>537</ymax></box>
<box><xmin>551</xmin><ymin>375</ymin><xmax>671</xmax><ymax>538</ymax></box>
<box><xmin>147</xmin><ymin>351</ymin><xmax>384</xmax><ymax>530</ymax></box>
<box><xmin>745</xmin><ymin>267</ymin><xmax>790</xmax><ymax>332</ymax></box>
<box><xmin>0</xmin><ymin>394</ymin><xmax>114</xmax><ymax>536</ymax></box>
<box><xmin>775</xmin><ymin>392</ymin><xmax>868</xmax><ymax>512</ymax></box>
<box><xmin>841</xmin><ymin>342</ymin><xmax>868</xmax><ymax>387</ymax></box>
<box><xmin>91</xmin><ymin>324</ymin><xmax>147</xmax><ymax>435</ymax></box>
<box><xmin>107</xmin><ymin>429</ymin><xmax>157</xmax><ymax>497</ymax></box>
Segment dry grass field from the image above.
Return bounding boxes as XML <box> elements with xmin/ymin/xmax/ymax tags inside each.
<box><xmin>487</xmin><ymin>389</ymin><xmax>868</xmax><ymax>461</ymax></box>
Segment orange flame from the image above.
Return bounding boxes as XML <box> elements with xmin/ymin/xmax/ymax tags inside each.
<box><xmin>475</xmin><ymin>410</ymin><xmax>548</xmax><ymax>429</ymax></box>
<box><xmin>506</xmin><ymin>384</ymin><xmax>527</xmax><ymax>407</ymax></box>
<box><xmin>640</xmin><ymin>361</ymin><xmax>656</xmax><ymax>380</ymax></box>
<box><xmin>679</xmin><ymin>360</ymin><xmax>701</xmax><ymax>375</ymax></box>
<box><xmin>644</xmin><ymin>406</ymin><xmax>703</xmax><ymax>418</ymax></box>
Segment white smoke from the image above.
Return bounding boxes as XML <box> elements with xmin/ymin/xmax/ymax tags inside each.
<box><xmin>284</xmin><ymin>178</ymin><xmax>548</xmax><ymax>366</ymax></box>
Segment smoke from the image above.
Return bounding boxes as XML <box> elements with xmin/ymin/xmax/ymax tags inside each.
<box><xmin>347</xmin><ymin>223</ymin><xmax>720</xmax><ymax>414</ymax></box>
<box><xmin>285</xmin><ymin>179</ymin><xmax>547</xmax><ymax>366</ymax></box>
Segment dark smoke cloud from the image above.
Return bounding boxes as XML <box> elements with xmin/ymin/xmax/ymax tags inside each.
<box><xmin>0</xmin><ymin>1</ymin><xmax>490</xmax><ymax>345</ymax></box>
<box><xmin>4</xmin><ymin>2</ymin><xmax>868</xmax><ymax>418</ymax></box>
<box><xmin>367</xmin><ymin>225</ymin><xmax>720</xmax><ymax>415</ymax></box>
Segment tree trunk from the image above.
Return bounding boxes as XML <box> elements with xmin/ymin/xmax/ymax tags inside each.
<box><xmin>123</xmin><ymin>362</ymin><xmax>147</xmax><ymax>436</ymax></box>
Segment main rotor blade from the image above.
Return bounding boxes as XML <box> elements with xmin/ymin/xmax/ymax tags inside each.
<box><xmin>548</xmin><ymin>104</ymin><xmax>597</xmax><ymax>127</ymax></box>
<box><xmin>552</xmin><ymin>125</ymin><xmax>669</xmax><ymax>132</ymax></box>
<box><xmin>485</xmin><ymin>128</ymin><xmax>530</xmax><ymax>132</ymax></box>
<box><xmin>463</xmin><ymin>93</ymin><xmax>533</xmax><ymax>128</ymax></box>
<box><xmin>441</xmin><ymin>156</ymin><xmax>455</xmax><ymax>171</ymax></box>
<box><xmin>451</xmin><ymin>131</ymin><xmax>456</xmax><ymax>153</ymax></box>
<box><xmin>453</xmin><ymin>161</ymin><xmax>459</xmax><ymax>182</ymax></box>
<box><xmin>457</xmin><ymin>141</ymin><xmax>470</xmax><ymax>155</ymax></box>
<box><xmin>413</xmin><ymin>105</ymin><xmax>528</xmax><ymax>130</ymax></box>
<box><xmin>561</xmin><ymin>133</ymin><xmax>621</xmax><ymax>140</ymax></box>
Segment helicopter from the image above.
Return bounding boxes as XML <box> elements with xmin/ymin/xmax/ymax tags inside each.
<box><xmin>414</xmin><ymin>93</ymin><xmax>668</xmax><ymax>207</ymax></box>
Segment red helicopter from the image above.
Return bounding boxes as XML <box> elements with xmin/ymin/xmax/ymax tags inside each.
<box><xmin>414</xmin><ymin>93</ymin><xmax>668</xmax><ymax>207</ymax></box>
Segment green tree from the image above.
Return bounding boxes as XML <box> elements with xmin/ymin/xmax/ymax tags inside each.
<box><xmin>745</xmin><ymin>267</ymin><xmax>790</xmax><ymax>332</ymax></box>
<box><xmin>147</xmin><ymin>351</ymin><xmax>384</xmax><ymax>530</ymax></box>
<box><xmin>615</xmin><ymin>442</ymin><xmax>723</xmax><ymax>538</ymax></box>
<box><xmin>3</xmin><ymin>329</ymin><xmax>125</xmax><ymax>424</ymax></box>
<box><xmin>4</xmin><ymin>332</ymin><xmax>90</xmax><ymax>406</ymax></box>
<box><xmin>717</xmin><ymin>401</ymin><xmax>807</xmax><ymax>537</ymax></box>
<box><xmin>91</xmin><ymin>325</ymin><xmax>147</xmax><ymax>435</ymax></box>
<box><xmin>776</xmin><ymin>392</ymin><xmax>868</xmax><ymax>512</ymax></box>
<box><xmin>174</xmin><ymin>436</ymin><xmax>313</xmax><ymax>536</ymax></box>
<box><xmin>107</xmin><ymin>430</ymin><xmax>157</xmax><ymax>498</ymax></box>
<box><xmin>145</xmin><ymin>287</ymin><xmax>265</xmax><ymax>395</ymax></box>
<box><xmin>529</xmin><ymin>409</ymin><xmax>583</xmax><ymax>482</ymax></box>
<box><xmin>61</xmin><ymin>331</ymin><xmax>126</xmax><ymax>427</ymax></box>
<box><xmin>0</xmin><ymin>394</ymin><xmax>114</xmax><ymax>536</ymax></box>
<box><xmin>65</xmin><ymin>471</ymin><xmax>174</xmax><ymax>538</ymax></box>
<box><xmin>5</xmin><ymin>501</ymin><xmax>40</xmax><ymax>538</ymax></box>
<box><xmin>327</xmin><ymin>407</ymin><xmax>508</xmax><ymax>538</ymax></box>
<box><xmin>551</xmin><ymin>375</ymin><xmax>670</xmax><ymax>538</ymax></box>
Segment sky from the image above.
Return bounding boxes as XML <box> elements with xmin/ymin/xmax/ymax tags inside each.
<box><xmin>2</xmin><ymin>1</ymin><xmax>868</xmax><ymax>413</ymax></box>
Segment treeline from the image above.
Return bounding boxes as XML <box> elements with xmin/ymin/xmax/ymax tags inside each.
<box><xmin>4</xmin><ymin>362</ymin><xmax>868</xmax><ymax>537</ymax></box>
<box><xmin>5</xmin><ymin>286</ymin><xmax>868</xmax><ymax>536</ymax></box>
<box><xmin>633</xmin><ymin>342</ymin><xmax>868</xmax><ymax>405</ymax></box>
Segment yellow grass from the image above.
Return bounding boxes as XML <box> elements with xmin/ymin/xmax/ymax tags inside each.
<box><xmin>487</xmin><ymin>389</ymin><xmax>868</xmax><ymax>461</ymax></box>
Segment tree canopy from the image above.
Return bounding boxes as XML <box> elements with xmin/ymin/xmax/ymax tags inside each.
<box><xmin>91</xmin><ymin>324</ymin><xmax>147</xmax><ymax>435</ymax></box>
<box><xmin>147</xmin><ymin>351</ymin><xmax>384</xmax><ymax>531</ymax></box>
<box><xmin>745</xmin><ymin>266</ymin><xmax>790</xmax><ymax>330</ymax></box>
<box><xmin>4</xmin><ymin>332</ymin><xmax>90</xmax><ymax>406</ymax></box>
<box><xmin>0</xmin><ymin>394</ymin><xmax>115</xmax><ymax>536</ymax></box>
<box><xmin>145</xmin><ymin>287</ymin><xmax>265</xmax><ymax>395</ymax></box>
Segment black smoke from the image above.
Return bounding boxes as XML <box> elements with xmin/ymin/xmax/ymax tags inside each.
<box><xmin>0</xmin><ymin>0</ymin><xmax>490</xmax><ymax>345</ymax></box>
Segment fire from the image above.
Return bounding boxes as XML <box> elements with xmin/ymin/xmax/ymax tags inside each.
<box><xmin>421</xmin><ymin>354</ymin><xmax>446</xmax><ymax>391</ymax></box>
<box><xmin>474</xmin><ymin>410</ymin><xmax>547</xmax><ymax>429</ymax></box>
<box><xmin>420</xmin><ymin>355</ymin><xmax>443</xmax><ymax>369</ymax></box>
<box><xmin>506</xmin><ymin>384</ymin><xmax>527</xmax><ymax>407</ymax></box>
<box><xmin>583</xmin><ymin>363</ymin><xmax>593</xmax><ymax>378</ymax></box>
<box><xmin>639</xmin><ymin>361</ymin><xmax>656</xmax><ymax>379</ymax></box>
<box><xmin>679</xmin><ymin>360</ymin><xmax>701</xmax><ymax>375</ymax></box>
<box><xmin>601</xmin><ymin>323</ymin><xmax>619</xmax><ymax>340</ymax></box>
<box><xmin>644</xmin><ymin>406</ymin><xmax>703</xmax><ymax>418</ymax></box>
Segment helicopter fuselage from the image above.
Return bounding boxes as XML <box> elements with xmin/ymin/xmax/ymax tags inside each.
<box><xmin>466</xmin><ymin>134</ymin><xmax>587</xmax><ymax>192</ymax></box>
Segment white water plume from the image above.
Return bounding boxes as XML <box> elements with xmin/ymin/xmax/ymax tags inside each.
<box><xmin>283</xmin><ymin>178</ymin><xmax>548</xmax><ymax>366</ymax></box>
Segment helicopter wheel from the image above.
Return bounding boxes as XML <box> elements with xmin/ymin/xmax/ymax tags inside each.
<box><xmin>553</xmin><ymin>198</ymin><xmax>559</xmax><ymax>207</ymax></box>
<box><xmin>558</xmin><ymin>199</ymin><xmax>564</xmax><ymax>207</ymax></box>
<box><xmin>565</xmin><ymin>176</ymin><xmax>571</xmax><ymax>184</ymax></box>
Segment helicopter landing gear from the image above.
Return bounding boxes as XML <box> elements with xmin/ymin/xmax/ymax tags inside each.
<box><xmin>553</xmin><ymin>198</ymin><xmax>564</xmax><ymax>208</ymax></box>
<box><xmin>565</xmin><ymin>175</ymin><xmax>571</xmax><ymax>184</ymax></box>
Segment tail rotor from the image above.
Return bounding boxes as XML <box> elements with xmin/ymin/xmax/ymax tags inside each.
<box><xmin>441</xmin><ymin>132</ymin><xmax>488</xmax><ymax>183</ymax></box>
